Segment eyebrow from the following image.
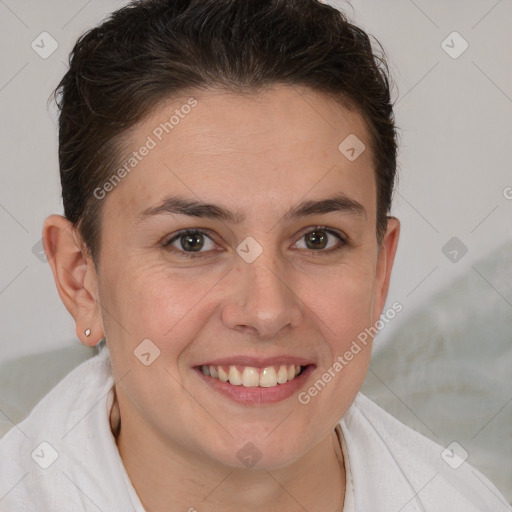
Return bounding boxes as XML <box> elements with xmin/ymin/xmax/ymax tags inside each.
<box><xmin>136</xmin><ymin>192</ymin><xmax>366</xmax><ymax>224</ymax></box>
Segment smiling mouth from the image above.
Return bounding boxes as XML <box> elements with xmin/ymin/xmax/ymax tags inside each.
<box><xmin>198</xmin><ymin>364</ymin><xmax>307</xmax><ymax>388</ymax></box>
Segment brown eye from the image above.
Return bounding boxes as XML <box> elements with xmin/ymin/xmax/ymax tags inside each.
<box><xmin>294</xmin><ymin>227</ymin><xmax>346</xmax><ymax>253</ymax></box>
<box><xmin>163</xmin><ymin>229</ymin><xmax>218</xmax><ymax>258</ymax></box>
<box><xmin>179</xmin><ymin>232</ymin><xmax>204</xmax><ymax>252</ymax></box>
<box><xmin>304</xmin><ymin>230</ymin><xmax>328</xmax><ymax>250</ymax></box>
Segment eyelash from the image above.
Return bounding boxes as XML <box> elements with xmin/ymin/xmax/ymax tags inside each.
<box><xmin>161</xmin><ymin>226</ymin><xmax>349</xmax><ymax>259</ymax></box>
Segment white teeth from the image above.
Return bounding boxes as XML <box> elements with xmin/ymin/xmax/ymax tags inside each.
<box><xmin>260</xmin><ymin>367</ymin><xmax>278</xmax><ymax>387</ymax></box>
<box><xmin>277</xmin><ymin>365</ymin><xmax>289</xmax><ymax>384</ymax></box>
<box><xmin>201</xmin><ymin>363</ymin><xmax>305</xmax><ymax>387</ymax></box>
<box><xmin>241</xmin><ymin>367</ymin><xmax>259</xmax><ymax>387</ymax></box>
<box><xmin>218</xmin><ymin>366</ymin><xmax>229</xmax><ymax>382</ymax></box>
<box><xmin>229</xmin><ymin>366</ymin><xmax>243</xmax><ymax>385</ymax></box>
<box><xmin>209</xmin><ymin>366</ymin><xmax>218</xmax><ymax>379</ymax></box>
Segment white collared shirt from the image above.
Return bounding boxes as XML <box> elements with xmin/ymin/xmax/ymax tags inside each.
<box><xmin>0</xmin><ymin>341</ymin><xmax>509</xmax><ymax>511</ymax></box>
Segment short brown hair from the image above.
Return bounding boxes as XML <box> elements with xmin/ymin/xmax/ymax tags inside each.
<box><xmin>54</xmin><ymin>0</ymin><xmax>398</xmax><ymax>268</ymax></box>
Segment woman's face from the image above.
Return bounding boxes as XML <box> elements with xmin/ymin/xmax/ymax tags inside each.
<box><xmin>87</xmin><ymin>84</ymin><xmax>399</xmax><ymax>469</ymax></box>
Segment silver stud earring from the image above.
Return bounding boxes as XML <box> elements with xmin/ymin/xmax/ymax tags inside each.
<box><xmin>84</xmin><ymin>328</ymin><xmax>91</xmax><ymax>337</ymax></box>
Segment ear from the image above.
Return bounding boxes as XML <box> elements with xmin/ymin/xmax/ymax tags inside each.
<box><xmin>42</xmin><ymin>214</ymin><xmax>104</xmax><ymax>346</ymax></box>
<box><xmin>372</xmin><ymin>217</ymin><xmax>400</xmax><ymax>323</ymax></box>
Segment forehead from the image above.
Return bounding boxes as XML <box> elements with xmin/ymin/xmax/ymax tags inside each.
<box><xmin>103</xmin><ymin>84</ymin><xmax>376</xmax><ymax>222</ymax></box>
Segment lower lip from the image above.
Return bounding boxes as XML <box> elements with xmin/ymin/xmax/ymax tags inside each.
<box><xmin>194</xmin><ymin>365</ymin><xmax>315</xmax><ymax>405</ymax></box>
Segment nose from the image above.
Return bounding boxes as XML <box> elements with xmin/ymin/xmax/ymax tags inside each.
<box><xmin>221</xmin><ymin>249</ymin><xmax>303</xmax><ymax>339</ymax></box>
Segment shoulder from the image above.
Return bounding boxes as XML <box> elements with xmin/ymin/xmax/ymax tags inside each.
<box><xmin>0</xmin><ymin>342</ymin><xmax>126</xmax><ymax>511</ymax></box>
<box><xmin>340</xmin><ymin>393</ymin><xmax>510</xmax><ymax>512</ymax></box>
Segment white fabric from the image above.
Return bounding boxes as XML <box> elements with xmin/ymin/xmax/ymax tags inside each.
<box><xmin>0</xmin><ymin>342</ymin><xmax>509</xmax><ymax>511</ymax></box>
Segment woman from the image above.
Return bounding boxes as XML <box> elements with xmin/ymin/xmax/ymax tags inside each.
<box><xmin>0</xmin><ymin>0</ymin><xmax>508</xmax><ymax>510</ymax></box>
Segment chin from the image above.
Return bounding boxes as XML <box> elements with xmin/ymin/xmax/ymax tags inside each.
<box><xmin>202</xmin><ymin>433</ymin><xmax>308</xmax><ymax>471</ymax></box>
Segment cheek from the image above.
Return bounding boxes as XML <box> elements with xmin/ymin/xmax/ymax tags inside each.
<box><xmin>303</xmin><ymin>262</ymin><xmax>376</xmax><ymax>344</ymax></box>
<box><xmin>293</xmin><ymin>265</ymin><xmax>377</xmax><ymax>435</ymax></box>
<box><xmin>99</xmin><ymin>239</ymin><xmax>378</xmax><ymax>364</ymax></box>
<box><xmin>97</xmin><ymin>264</ymin><xmax>215</xmax><ymax>412</ymax></box>
<box><xmin>106</xmin><ymin>263</ymin><xmax>221</xmax><ymax>355</ymax></box>
<box><xmin>103</xmin><ymin>252</ymin><xmax>377</xmax><ymax>348</ymax></box>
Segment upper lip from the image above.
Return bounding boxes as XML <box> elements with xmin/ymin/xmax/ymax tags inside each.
<box><xmin>196</xmin><ymin>355</ymin><xmax>315</xmax><ymax>368</ymax></box>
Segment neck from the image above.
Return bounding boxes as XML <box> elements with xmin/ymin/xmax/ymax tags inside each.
<box><xmin>115</xmin><ymin>410</ymin><xmax>345</xmax><ymax>512</ymax></box>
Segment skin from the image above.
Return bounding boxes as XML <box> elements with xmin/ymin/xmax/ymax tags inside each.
<box><xmin>43</xmin><ymin>84</ymin><xmax>400</xmax><ymax>512</ymax></box>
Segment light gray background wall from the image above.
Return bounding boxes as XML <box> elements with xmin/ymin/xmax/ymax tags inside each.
<box><xmin>0</xmin><ymin>1</ymin><xmax>511</xmax><ymax>357</ymax></box>
<box><xmin>0</xmin><ymin>0</ymin><xmax>511</xmax><ymax>503</ymax></box>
